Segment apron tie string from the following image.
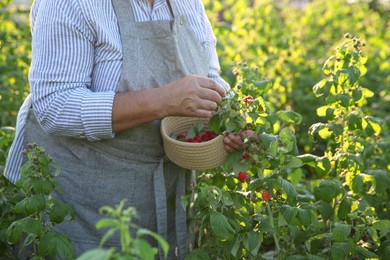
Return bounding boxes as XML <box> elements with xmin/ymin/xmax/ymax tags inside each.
<box><xmin>154</xmin><ymin>157</ymin><xmax>168</xmax><ymax>259</ymax></box>
<box><xmin>154</xmin><ymin>157</ymin><xmax>188</xmax><ymax>259</ymax></box>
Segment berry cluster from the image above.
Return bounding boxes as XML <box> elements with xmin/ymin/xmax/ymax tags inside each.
<box><xmin>176</xmin><ymin>131</ymin><xmax>217</xmax><ymax>143</ymax></box>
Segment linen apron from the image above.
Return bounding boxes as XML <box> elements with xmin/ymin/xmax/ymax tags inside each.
<box><xmin>24</xmin><ymin>0</ymin><xmax>209</xmax><ymax>259</ymax></box>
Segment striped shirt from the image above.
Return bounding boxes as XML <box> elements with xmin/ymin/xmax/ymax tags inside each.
<box><xmin>4</xmin><ymin>0</ymin><xmax>230</xmax><ymax>183</ymax></box>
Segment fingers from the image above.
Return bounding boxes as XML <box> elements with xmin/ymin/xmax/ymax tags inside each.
<box><xmin>223</xmin><ymin>133</ymin><xmax>244</xmax><ymax>152</ymax></box>
<box><xmin>196</xmin><ymin>76</ymin><xmax>226</xmax><ymax>98</ymax></box>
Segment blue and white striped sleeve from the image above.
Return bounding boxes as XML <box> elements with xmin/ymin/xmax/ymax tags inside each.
<box><xmin>29</xmin><ymin>0</ymin><xmax>115</xmax><ymax>141</ymax></box>
<box><xmin>198</xmin><ymin>1</ymin><xmax>231</xmax><ymax>92</ymax></box>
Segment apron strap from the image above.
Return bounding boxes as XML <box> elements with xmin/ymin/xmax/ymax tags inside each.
<box><xmin>153</xmin><ymin>158</ymin><xmax>168</xmax><ymax>259</ymax></box>
<box><xmin>175</xmin><ymin>171</ymin><xmax>188</xmax><ymax>259</ymax></box>
<box><xmin>112</xmin><ymin>0</ymin><xmax>135</xmax><ymax>22</ymax></box>
<box><xmin>154</xmin><ymin>157</ymin><xmax>189</xmax><ymax>259</ymax></box>
<box><xmin>166</xmin><ymin>0</ymin><xmax>178</xmax><ymax>18</ymax></box>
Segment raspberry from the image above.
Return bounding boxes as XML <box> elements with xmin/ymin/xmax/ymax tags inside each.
<box><xmin>238</xmin><ymin>172</ymin><xmax>247</xmax><ymax>182</ymax></box>
<box><xmin>262</xmin><ymin>191</ymin><xmax>270</xmax><ymax>202</ymax></box>
<box><xmin>242</xmin><ymin>152</ymin><xmax>249</xmax><ymax>159</ymax></box>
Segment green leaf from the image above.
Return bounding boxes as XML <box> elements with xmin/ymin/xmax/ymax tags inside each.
<box><xmin>364</xmin><ymin>116</ymin><xmax>382</xmax><ymax>136</ymax></box>
<box><xmin>331</xmin><ymin>242</ymin><xmax>350</xmax><ymax>259</ymax></box>
<box><xmin>333</xmin><ymin>223</ymin><xmax>351</xmax><ymax>242</ymax></box>
<box><xmin>208</xmin><ymin>113</ymin><xmax>223</xmax><ymax>134</ymax></box>
<box><xmin>279</xmin><ymin>127</ymin><xmax>299</xmax><ymax>154</ymax></box>
<box><xmin>313</xmin><ymin>79</ymin><xmax>332</xmax><ymax>97</ymax></box>
<box><xmin>96</xmin><ymin>218</ymin><xmax>120</xmax><ymax>230</ymax></box>
<box><xmin>281</xmin><ymin>205</ymin><xmax>298</xmax><ymax>223</ymax></box>
<box><xmin>337</xmin><ymin>198</ymin><xmax>351</xmax><ymax>220</ymax></box>
<box><xmin>347</xmin><ymin>113</ymin><xmax>362</xmax><ymax>130</ymax></box>
<box><xmin>283</xmin><ymin>156</ymin><xmax>302</xmax><ymax>170</ymax></box>
<box><xmin>137</xmin><ymin>228</ymin><xmax>169</xmax><ymax>259</ymax></box>
<box><xmin>77</xmin><ymin>248</ymin><xmax>115</xmax><ymax>260</ymax></box>
<box><xmin>278</xmin><ymin>177</ymin><xmax>297</xmax><ymax>205</ymax></box>
<box><xmin>314</xmin><ymin>180</ymin><xmax>342</xmax><ymax>203</ymax></box>
<box><xmin>186</xmin><ymin>120</ymin><xmax>204</xmax><ymax>138</ymax></box>
<box><xmin>133</xmin><ymin>238</ymin><xmax>156</xmax><ymax>259</ymax></box>
<box><xmin>229</xmin><ymin>234</ymin><xmax>243</xmax><ymax>257</ymax></box>
<box><xmin>244</xmin><ymin>231</ymin><xmax>261</xmax><ymax>256</ymax></box>
<box><xmin>7</xmin><ymin>220</ymin><xmax>23</xmax><ymax>244</ymax></box>
<box><xmin>14</xmin><ymin>195</ymin><xmax>46</xmax><ymax>215</ymax></box>
<box><xmin>317</xmin><ymin>202</ymin><xmax>334</xmax><ymax>222</ymax></box>
<box><xmin>38</xmin><ymin>231</ymin><xmax>75</xmax><ymax>259</ymax></box>
<box><xmin>314</xmin><ymin>157</ymin><xmax>331</xmax><ymax>176</ymax></box>
<box><xmin>372</xmin><ymin>220</ymin><xmax>390</xmax><ymax>238</ymax></box>
<box><xmin>354</xmin><ymin>246</ymin><xmax>379</xmax><ymax>258</ymax></box>
<box><xmin>210</xmin><ymin>212</ymin><xmax>235</xmax><ymax>239</ymax></box>
<box><xmin>277</xmin><ymin>110</ymin><xmax>302</xmax><ymax>124</ymax></box>
<box><xmin>185</xmin><ymin>249</ymin><xmax>210</xmax><ymax>260</ymax></box>
<box><xmin>23</xmin><ymin>218</ymin><xmax>42</xmax><ymax>236</ymax></box>
<box><xmin>49</xmin><ymin>202</ymin><xmax>74</xmax><ymax>224</ymax></box>
<box><xmin>297</xmin><ymin>208</ymin><xmax>311</xmax><ymax>228</ymax></box>
<box><xmin>253</xmin><ymin>79</ymin><xmax>272</xmax><ymax>93</ymax></box>
<box><xmin>370</xmin><ymin>170</ymin><xmax>390</xmax><ymax>194</ymax></box>
<box><xmin>99</xmin><ymin>228</ymin><xmax>117</xmax><ymax>247</ymax></box>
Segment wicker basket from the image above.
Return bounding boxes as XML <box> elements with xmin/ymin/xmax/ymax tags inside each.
<box><xmin>161</xmin><ymin>116</ymin><xmax>228</xmax><ymax>170</ymax></box>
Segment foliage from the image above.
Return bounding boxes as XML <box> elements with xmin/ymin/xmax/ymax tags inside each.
<box><xmin>0</xmin><ymin>0</ymin><xmax>31</xmax><ymax>127</ymax></box>
<box><xmin>6</xmin><ymin>144</ymin><xmax>76</xmax><ymax>259</ymax></box>
<box><xmin>1</xmin><ymin>0</ymin><xmax>389</xmax><ymax>259</ymax></box>
<box><xmin>77</xmin><ymin>199</ymin><xmax>169</xmax><ymax>260</ymax></box>
<box><xmin>186</xmin><ymin>36</ymin><xmax>390</xmax><ymax>259</ymax></box>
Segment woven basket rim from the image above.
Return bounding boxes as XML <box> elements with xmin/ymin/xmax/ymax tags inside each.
<box><xmin>160</xmin><ymin>116</ymin><xmax>228</xmax><ymax>170</ymax></box>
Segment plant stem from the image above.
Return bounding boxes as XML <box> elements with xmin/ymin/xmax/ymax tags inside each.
<box><xmin>266</xmin><ymin>201</ymin><xmax>280</xmax><ymax>254</ymax></box>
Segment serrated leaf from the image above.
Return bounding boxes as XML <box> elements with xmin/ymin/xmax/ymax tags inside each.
<box><xmin>372</xmin><ymin>220</ymin><xmax>390</xmax><ymax>238</ymax></box>
<box><xmin>281</xmin><ymin>205</ymin><xmax>298</xmax><ymax>223</ymax></box>
<box><xmin>38</xmin><ymin>231</ymin><xmax>75</xmax><ymax>259</ymax></box>
<box><xmin>338</xmin><ymin>198</ymin><xmax>352</xmax><ymax>219</ymax></box>
<box><xmin>331</xmin><ymin>242</ymin><xmax>349</xmax><ymax>259</ymax></box>
<box><xmin>210</xmin><ymin>212</ymin><xmax>234</xmax><ymax>239</ymax></box>
<box><xmin>49</xmin><ymin>202</ymin><xmax>72</xmax><ymax>224</ymax></box>
<box><xmin>244</xmin><ymin>231</ymin><xmax>261</xmax><ymax>256</ymax></box>
<box><xmin>297</xmin><ymin>208</ymin><xmax>311</xmax><ymax>228</ymax></box>
<box><xmin>317</xmin><ymin>202</ymin><xmax>334</xmax><ymax>222</ymax></box>
<box><xmin>7</xmin><ymin>220</ymin><xmax>23</xmax><ymax>244</ymax></box>
<box><xmin>23</xmin><ymin>218</ymin><xmax>42</xmax><ymax>236</ymax></box>
<box><xmin>278</xmin><ymin>177</ymin><xmax>297</xmax><ymax>205</ymax></box>
<box><xmin>230</xmin><ymin>234</ymin><xmax>244</xmax><ymax>257</ymax></box>
<box><xmin>333</xmin><ymin>223</ymin><xmax>351</xmax><ymax>242</ymax></box>
<box><xmin>354</xmin><ymin>246</ymin><xmax>379</xmax><ymax>258</ymax></box>
<box><xmin>314</xmin><ymin>180</ymin><xmax>342</xmax><ymax>203</ymax></box>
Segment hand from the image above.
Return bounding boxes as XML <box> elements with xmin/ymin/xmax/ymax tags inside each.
<box><xmin>223</xmin><ymin>130</ymin><xmax>254</xmax><ymax>153</ymax></box>
<box><xmin>161</xmin><ymin>75</ymin><xmax>226</xmax><ymax>118</ymax></box>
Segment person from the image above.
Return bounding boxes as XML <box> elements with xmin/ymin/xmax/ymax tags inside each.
<box><xmin>5</xmin><ymin>0</ymin><xmax>244</xmax><ymax>259</ymax></box>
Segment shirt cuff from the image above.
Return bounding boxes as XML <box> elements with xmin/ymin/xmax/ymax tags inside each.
<box><xmin>208</xmin><ymin>69</ymin><xmax>231</xmax><ymax>92</ymax></box>
<box><xmin>81</xmin><ymin>91</ymin><xmax>115</xmax><ymax>141</ymax></box>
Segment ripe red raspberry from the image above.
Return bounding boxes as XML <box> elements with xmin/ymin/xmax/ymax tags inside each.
<box><xmin>262</xmin><ymin>191</ymin><xmax>270</xmax><ymax>202</ymax></box>
<box><xmin>176</xmin><ymin>134</ymin><xmax>186</xmax><ymax>140</ymax></box>
<box><xmin>194</xmin><ymin>136</ymin><xmax>202</xmax><ymax>143</ymax></box>
<box><xmin>243</xmin><ymin>95</ymin><xmax>254</xmax><ymax>106</ymax></box>
<box><xmin>361</xmin><ymin>235</ymin><xmax>369</xmax><ymax>242</ymax></box>
<box><xmin>238</xmin><ymin>172</ymin><xmax>247</xmax><ymax>182</ymax></box>
<box><xmin>242</xmin><ymin>152</ymin><xmax>249</xmax><ymax>159</ymax></box>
